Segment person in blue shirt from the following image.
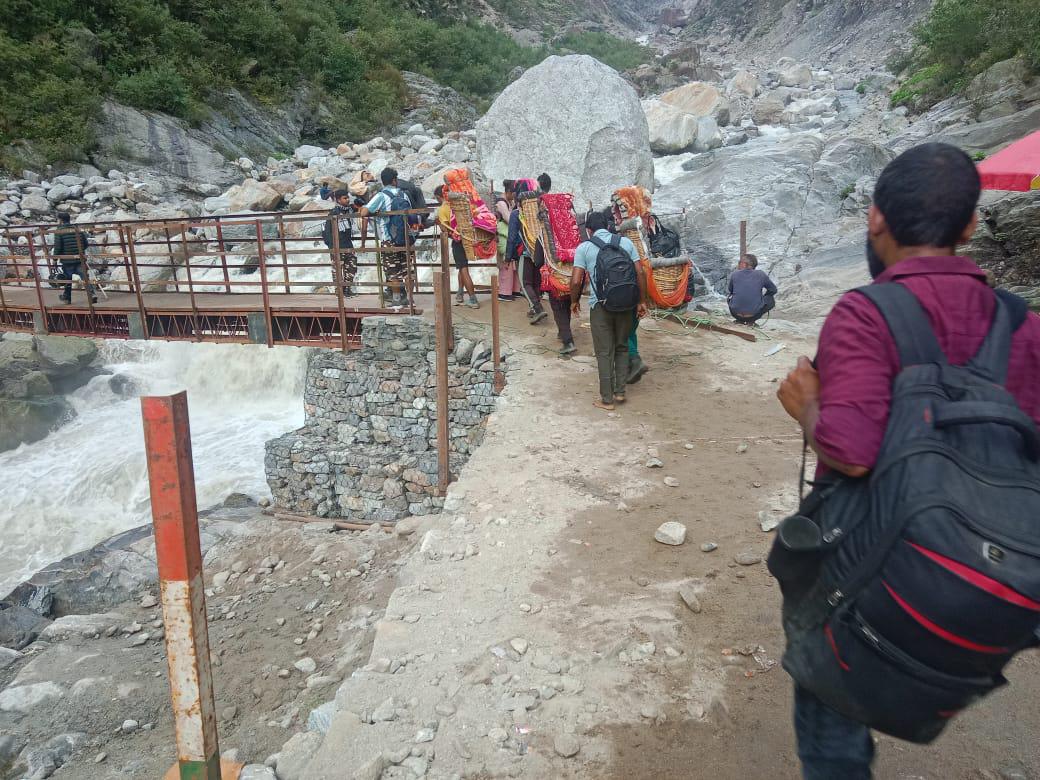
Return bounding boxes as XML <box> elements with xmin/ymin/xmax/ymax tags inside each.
<box><xmin>360</xmin><ymin>167</ymin><xmax>412</xmax><ymax>305</ymax></box>
<box><xmin>570</xmin><ymin>210</ymin><xmax>647</xmax><ymax>411</ymax></box>
<box><xmin>728</xmin><ymin>253</ymin><xmax>778</xmax><ymax>325</ymax></box>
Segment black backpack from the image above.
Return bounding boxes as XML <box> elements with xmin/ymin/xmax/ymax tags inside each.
<box><xmin>382</xmin><ymin>187</ymin><xmax>419</xmax><ymax>247</ymax></box>
<box><xmin>590</xmin><ymin>235</ymin><xmax>640</xmax><ymax>312</ymax></box>
<box><xmin>769</xmin><ymin>283</ymin><xmax>1040</xmax><ymax>744</ymax></box>
<box><xmin>647</xmin><ymin>214</ymin><xmax>681</xmax><ymax>258</ymax></box>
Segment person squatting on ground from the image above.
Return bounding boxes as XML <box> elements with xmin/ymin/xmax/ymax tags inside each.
<box><xmin>360</xmin><ymin>167</ymin><xmax>419</xmax><ymax>306</ymax></box>
<box><xmin>729</xmin><ymin>253</ymin><xmax>777</xmax><ymax>325</ymax></box>
<box><xmin>775</xmin><ymin>142</ymin><xmax>1040</xmax><ymax>779</ymax></box>
<box><xmin>52</xmin><ymin>213</ymin><xmax>95</xmax><ymax>305</ymax></box>
<box><xmin>505</xmin><ymin>179</ymin><xmax>547</xmax><ymax>324</ymax></box>
<box><xmin>322</xmin><ymin>190</ymin><xmax>359</xmax><ymax>297</ymax></box>
<box><xmin>571</xmin><ymin>210</ymin><xmax>647</xmax><ymax>411</ymax></box>
<box><xmin>433</xmin><ymin>185</ymin><xmax>479</xmax><ymax>310</ymax></box>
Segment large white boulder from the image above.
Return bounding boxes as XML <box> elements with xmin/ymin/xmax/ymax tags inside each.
<box><xmin>727</xmin><ymin>70</ymin><xmax>760</xmax><ymax>98</ymax></box>
<box><xmin>477</xmin><ymin>55</ymin><xmax>653</xmax><ymax>206</ymax></box>
<box><xmin>644</xmin><ymin>100</ymin><xmax>699</xmax><ymax>155</ymax></box>
<box><xmin>660</xmin><ymin>82</ymin><xmax>731</xmax><ymax>126</ymax></box>
<box><xmin>779</xmin><ymin>63</ymin><xmax>814</xmax><ymax>88</ymax></box>
<box><xmin>225</xmin><ymin>179</ymin><xmax>284</xmax><ymax>212</ymax></box>
<box><xmin>293</xmin><ymin>145</ymin><xmax>325</xmax><ymax>165</ymax></box>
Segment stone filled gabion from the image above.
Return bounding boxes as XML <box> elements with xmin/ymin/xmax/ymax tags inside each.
<box><xmin>265</xmin><ymin>316</ymin><xmax>501</xmax><ymax>523</ymax></box>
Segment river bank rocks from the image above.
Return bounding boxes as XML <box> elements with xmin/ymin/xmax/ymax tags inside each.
<box><xmin>265</xmin><ymin>317</ymin><xmax>505</xmax><ymax>523</ymax></box>
<box><xmin>0</xmin><ymin>334</ymin><xmax>98</xmax><ymax>452</ymax></box>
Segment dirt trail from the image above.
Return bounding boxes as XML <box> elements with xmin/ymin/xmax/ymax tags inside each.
<box><xmin>429</xmin><ymin>300</ymin><xmax>1040</xmax><ymax>779</ymax></box>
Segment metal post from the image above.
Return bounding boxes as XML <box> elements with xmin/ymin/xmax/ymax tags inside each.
<box><xmin>140</xmin><ymin>393</ymin><xmax>236</xmax><ymax>780</ymax></box>
<box><xmin>164</xmin><ymin>226</ymin><xmax>179</xmax><ymax>293</ymax></box>
<box><xmin>215</xmin><ymin>220</ymin><xmax>231</xmax><ymax>294</ymax></box>
<box><xmin>179</xmin><ymin>223</ymin><xmax>201</xmax><ymax>341</ymax></box>
<box><xmin>330</xmin><ymin>218</ymin><xmax>349</xmax><ymax>353</ymax></box>
<box><xmin>740</xmin><ymin>219</ymin><xmax>747</xmax><ymax>262</ymax></box>
<box><xmin>438</xmin><ymin>228</ymin><xmax>453</xmax><ymax>351</ymax></box>
<box><xmin>403</xmin><ymin>214</ymin><xmax>416</xmax><ymax>315</ymax></box>
<box><xmin>125</xmin><ymin>227</ymin><xmax>150</xmax><ymax>340</ymax></box>
<box><xmin>28</xmin><ymin>231</ymin><xmax>50</xmax><ymax>334</ymax></box>
<box><xmin>254</xmin><ymin>220</ymin><xmax>274</xmax><ymax>349</ymax></box>
<box><xmin>277</xmin><ymin>215</ymin><xmax>291</xmax><ymax>294</ymax></box>
<box><xmin>491</xmin><ymin>274</ymin><xmax>504</xmax><ymax>393</ymax></box>
<box><xmin>432</xmin><ymin>271</ymin><xmax>451</xmax><ymax>493</ymax></box>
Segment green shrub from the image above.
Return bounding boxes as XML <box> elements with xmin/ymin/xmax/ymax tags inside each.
<box><xmin>114</xmin><ymin>63</ymin><xmax>192</xmax><ymax>116</ymax></box>
<box><xmin>899</xmin><ymin>0</ymin><xmax>1040</xmax><ymax>107</ymax></box>
<box><xmin>855</xmin><ymin>83</ymin><xmax>867</xmax><ymax>95</ymax></box>
<box><xmin>554</xmin><ymin>31</ymin><xmax>651</xmax><ymax>72</ymax></box>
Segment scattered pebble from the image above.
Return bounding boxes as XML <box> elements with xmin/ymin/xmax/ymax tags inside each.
<box><xmin>735</xmin><ymin>552</ymin><xmax>763</xmax><ymax>567</ymax></box>
<box><xmin>294</xmin><ymin>657</ymin><xmax>317</xmax><ymax>675</ymax></box>
<box><xmin>509</xmin><ymin>638</ymin><xmax>529</xmax><ymax>656</ymax></box>
<box><xmin>700</xmin><ymin>542</ymin><xmax>718</xmax><ymax>553</ymax></box>
<box><xmin>121</xmin><ymin>719</ymin><xmax>139</xmax><ymax>734</ymax></box>
<box><xmin>759</xmin><ymin>511</ymin><xmax>781</xmax><ymax>533</ymax></box>
<box><xmin>140</xmin><ymin>594</ymin><xmax>158</xmax><ymax>609</ymax></box>
<box><xmin>553</xmin><ymin>734</ymin><xmax>581</xmax><ymax>758</ymax></box>
<box><xmin>654</xmin><ymin>522</ymin><xmax>687</xmax><ymax>546</ymax></box>
<box><xmin>678</xmin><ymin>583</ymin><xmax>702</xmax><ymax>614</ymax></box>
<box><xmin>645</xmin><ymin>458</ymin><xmax>663</xmax><ymax>469</ymax></box>
<box><xmin>94</xmin><ymin>752</ymin><xmax>107</xmax><ymax>764</ymax></box>
<box><xmin>663</xmin><ymin>477</ymin><xmax>680</xmax><ymax>488</ymax></box>
<box><xmin>488</xmin><ymin>728</ymin><xmax>509</xmax><ymax>743</ymax></box>
<box><xmin>736</xmin><ymin>442</ymin><xmax>749</xmax><ymax>454</ymax></box>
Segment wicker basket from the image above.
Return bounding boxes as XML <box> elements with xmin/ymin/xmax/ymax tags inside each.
<box><xmin>448</xmin><ymin>193</ymin><xmax>494</xmax><ymax>262</ymax></box>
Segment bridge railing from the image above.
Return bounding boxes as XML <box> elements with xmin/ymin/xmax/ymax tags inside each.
<box><xmin>0</xmin><ymin>207</ymin><xmax>500</xmax><ymax>347</ymax></box>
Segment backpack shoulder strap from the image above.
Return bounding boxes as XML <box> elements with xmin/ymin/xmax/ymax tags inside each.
<box><xmin>968</xmin><ymin>289</ymin><xmax>1029</xmax><ymax>385</ymax></box>
<box><xmin>589</xmin><ymin>236</ymin><xmax>606</xmax><ymax>250</ymax></box>
<box><xmin>609</xmin><ymin>235</ymin><xmax>621</xmax><ymax>249</ymax></box>
<box><xmin>853</xmin><ymin>283</ymin><xmax>945</xmax><ymax>368</ymax></box>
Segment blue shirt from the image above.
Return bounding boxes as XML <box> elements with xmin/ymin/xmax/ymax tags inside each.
<box><xmin>574</xmin><ymin>230</ymin><xmax>640</xmax><ymax>309</ymax></box>
<box><xmin>728</xmin><ymin>268</ymin><xmax>777</xmax><ymax>315</ymax></box>
<box><xmin>365</xmin><ymin>186</ymin><xmax>405</xmax><ymax>242</ymax></box>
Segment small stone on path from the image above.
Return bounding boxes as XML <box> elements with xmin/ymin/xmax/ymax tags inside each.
<box><xmin>645</xmin><ymin>458</ymin><xmax>663</xmax><ymax>469</ymax></box>
<box><xmin>554</xmin><ymin>734</ymin><xmax>580</xmax><ymax>758</ymax></box>
<box><xmin>509</xmin><ymin>638</ymin><xmax>529</xmax><ymax>656</ymax></box>
<box><xmin>140</xmin><ymin>594</ymin><xmax>158</xmax><ymax>609</ymax></box>
<box><xmin>735</xmin><ymin>552</ymin><xmax>762</xmax><ymax>566</ymax></box>
<box><xmin>121</xmin><ymin>719</ymin><xmax>139</xmax><ymax>734</ymax></box>
<box><xmin>678</xmin><ymin>583</ymin><xmax>702</xmax><ymax>613</ymax></box>
<box><xmin>663</xmin><ymin>477</ymin><xmax>680</xmax><ymax>488</ymax></box>
<box><xmin>700</xmin><ymin>542</ymin><xmax>718</xmax><ymax>553</ymax></box>
<box><xmin>654</xmin><ymin>522</ymin><xmax>687</xmax><ymax>546</ymax></box>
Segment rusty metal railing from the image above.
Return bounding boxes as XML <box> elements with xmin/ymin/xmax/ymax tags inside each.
<box><xmin>0</xmin><ymin>207</ymin><xmax>496</xmax><ymax>350</ymax></box>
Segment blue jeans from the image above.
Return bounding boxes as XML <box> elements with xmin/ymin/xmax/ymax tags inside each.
<box><xmin>794</xmin><ymin>685</ymin><xmax>874</xmax><ymax>779</ymax></box>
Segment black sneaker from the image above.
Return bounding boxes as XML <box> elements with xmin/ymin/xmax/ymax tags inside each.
<box><xmin>530</xmin><ymin>310</ymin><xmax>548</xmax><ymax>325</ymax></box>
<box><xmin>560</xmin><ymin>342</ymin><xmax>577</xmax><ymax>356</ymax></box>
<box><xmin>627</xmin><ymin>362</ymin><xmax>650</xmax><ymax>385</ymax></box>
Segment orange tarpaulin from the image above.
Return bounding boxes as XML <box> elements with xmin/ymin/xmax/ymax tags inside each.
<box><xmin>978</xmin><ymin>130</ymin><xmax>1040</xmax><ymax>192</ymax></box>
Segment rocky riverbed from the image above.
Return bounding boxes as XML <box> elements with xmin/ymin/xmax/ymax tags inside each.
<box><xmin>0</xmin><ymin>499</ymin><xmax>409</xmax><ymax>779</ymax></box>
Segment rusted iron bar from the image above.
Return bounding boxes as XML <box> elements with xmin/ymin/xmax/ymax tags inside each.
<box><xmin>432</xmin><ymin>271</ymin><xmax>452</xmax><ymax>493</ymax></box>
<box><xmin>330</xmin><ymin>217</ymin><xmax>350</xmax><ymax>354</ymax></box>
<box><xmin>262</xmin><ymin>509</ymin><xmax>396</xmax><ymax>531</ymax></box>
<box><xmin>491</xmin><ymin>274</ymin><xmax>505</xmax><ymax>393</ymax></box>
<box><xmin>277</xmin><ymin>215</ymin><xmax>291</xmax><ymax>294</ymax></box>
<box><xmin>740</xmin><ymin>219</ymin><xmax>747</xmax><ymax>262</ymax></box>
<box><xmin>254</xmin><ymin>219</ymin><xmax>274</xmax><ymax>349</ymax></box>
<box><xmin>29</xmin><ymin>231</ymin><xmax>50</xmax><ymax>333</ymax></box>
<box><xmin>214</xmin><ymin>220</ymin><xmax>231</xmax><ymax>294</ymax></box>
<box><xmin>139</xmin><ymin>392</ymin><xmax>233</xmax><ymax>780</ymax></box>
<box><xmin>123</xmin><ymin>227</ymin><xmax>150</xmax><ymax>339</ymax></box>
<box><xmin>178</xmin><ymin>223</ymin><xmax>202</xmax><ymax>341</ymax></box>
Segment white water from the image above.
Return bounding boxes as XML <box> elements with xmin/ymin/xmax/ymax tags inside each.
<box><xmin>0</xmin><ymin>340</ymin><xmax>307</xmax><ymax>595</ymax></box>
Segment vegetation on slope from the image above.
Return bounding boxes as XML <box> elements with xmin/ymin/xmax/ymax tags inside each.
<box><xmin>891</xmin><ymin>0</ymin><xmax>1040</xmax><ymax>108</ymax></box>
<box><xmin>0</xmin><ymin>0</ymin><xmax>650</xmax><ymax>168</ymax></box>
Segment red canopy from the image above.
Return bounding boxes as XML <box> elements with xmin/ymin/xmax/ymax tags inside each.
<box><xmin>978</xmin><ymin>130</ymin><xmax>1040</xmax><ymax>192</ymax></box>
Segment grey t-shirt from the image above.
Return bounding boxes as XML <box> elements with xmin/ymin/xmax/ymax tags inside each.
<box><xmin>728</xmin><ymin>268</ymin><xmax>777</xmax><ymax>314</ymax></box>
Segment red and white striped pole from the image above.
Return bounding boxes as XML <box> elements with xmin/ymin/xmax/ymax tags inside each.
<box><xmin>141</xmin><ymin>392</ymin><xmax>240</xmax><ymax>780</ymax></box>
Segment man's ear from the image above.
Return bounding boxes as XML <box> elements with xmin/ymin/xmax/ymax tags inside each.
<box><xmin>867</xmin><ymin>205</ymin><xmax>887</xmax><ymax>239</ymax></box>
<box><xmin>957</xmin><ymin>211</ymin><xmax>979</xmax><ymax>245</ymax></box>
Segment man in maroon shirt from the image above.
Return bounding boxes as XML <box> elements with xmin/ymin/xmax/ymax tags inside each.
<box><xmin>777</xmin><ymin>142</ymin><xmax>1040</xmax><ymax>777</ymax></box>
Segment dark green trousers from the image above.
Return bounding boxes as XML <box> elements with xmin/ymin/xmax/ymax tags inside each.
<box><xmin>590</xmin><ymin>305</ymin><xmax>635</xmax><ymax>403</ymax></box>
